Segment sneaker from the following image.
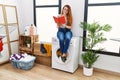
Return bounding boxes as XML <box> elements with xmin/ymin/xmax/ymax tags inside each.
<box><xmin>61</xmin><ymin>56</ymin><xmax>67</xmax><ymax>62</ymax></box>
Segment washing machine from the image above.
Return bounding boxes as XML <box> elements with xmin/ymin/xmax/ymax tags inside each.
<box><xmin>52</xmin><ymin>37</ymin><xmax>80</xmax><ymax>73</ymax></box>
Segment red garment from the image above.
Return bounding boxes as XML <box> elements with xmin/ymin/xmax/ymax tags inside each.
<box><xmin>0</xmin><ymin>38</ymin><xmax>3</xmax><ymax>52</ymax></box>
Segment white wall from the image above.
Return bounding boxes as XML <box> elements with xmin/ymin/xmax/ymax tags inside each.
<box><xmin>17</xmin><ymin>0</ymin><xmax>34</xmax><ymax>34</ymax></box>
<box><xmin>94</xmin><ymin>55</ymin><xmax>120</xmax><ymax>73</ymax></box>
<box><xmin>1</xmin><ymin>0</ymin><xmax>120</xmax><ymax>73</ymax></box>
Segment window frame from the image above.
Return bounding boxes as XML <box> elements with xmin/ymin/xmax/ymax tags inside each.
<box><xmin>33</xmin><ymin>0</ymin><xmax>61</xmax><ymax>42</ymax></box>
<box><xmin>33</xmin><ymin>0</ymin><xmax>61</xmax><ymax>26</ymax></box>
<box><xmin>83</xmin><ymin>0</ymin><xmax>120</xmax><ymax>57</ymax></box>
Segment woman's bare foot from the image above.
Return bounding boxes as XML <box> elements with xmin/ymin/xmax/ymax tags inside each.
<box><xmin>62</xmin><ymin>53</ymin><xmax>67</xmax><ymax>57</ymax></box>
<box><xmin>61</xmin><ymin>53</ymin><xmax>67</xmax><ymax>62</ymax></box>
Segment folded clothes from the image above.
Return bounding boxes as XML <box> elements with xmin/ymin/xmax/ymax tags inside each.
<box><xmin>10</xmin><ymin>53</ymin><xmax>35</xmax><ymax>62</ymax></box>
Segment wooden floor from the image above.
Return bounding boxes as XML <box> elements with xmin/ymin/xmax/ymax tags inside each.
<box><xmin>0</xmin><ymin>63</ymin><xmax>120</xmax><ymax>80</ymax></box>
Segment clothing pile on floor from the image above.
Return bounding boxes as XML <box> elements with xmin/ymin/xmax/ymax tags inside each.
<box><xmin>10</xmin><ymin>53</ymin><xmax>35</xmax><ymax>62</ymax></box>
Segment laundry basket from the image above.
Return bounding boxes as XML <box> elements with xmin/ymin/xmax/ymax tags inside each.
<box><xmin>11</xmin><ymin>54</ymin><xmax>36</xmax><ymax>70</ymax></box>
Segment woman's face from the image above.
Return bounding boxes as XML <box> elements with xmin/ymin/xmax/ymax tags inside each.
<box><xmin>63</xmin><ymin>6</ymin><xmax>69</xmax><ymax>15</ymax></box>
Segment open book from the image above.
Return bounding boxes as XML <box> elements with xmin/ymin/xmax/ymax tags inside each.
<box><xmin>53</xmin><ymin>16</ymin><xmax>66</xmax><ymax>24</ymax></box>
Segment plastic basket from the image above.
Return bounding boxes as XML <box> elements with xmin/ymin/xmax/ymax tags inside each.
<box><xmin>11</xmin><ymin>57</ymin><xmax>36</xmax><ymax>70</ymax></box>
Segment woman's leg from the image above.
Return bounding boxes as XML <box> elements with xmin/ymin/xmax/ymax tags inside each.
<box><xmin>63</xmin><ymin>31</ymin><xmax>72</xmax><ymax>54</ymax></box>
<box><xmin>57</xmin><ymin>31</ymin><xmax>64</xmax><ymax>53</ymax></box>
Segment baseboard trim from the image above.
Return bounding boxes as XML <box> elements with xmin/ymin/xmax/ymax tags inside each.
<box><xmin>79</xmin><ymin>65</ymin><xmax>120</xmax><ymax>76</ymax></box>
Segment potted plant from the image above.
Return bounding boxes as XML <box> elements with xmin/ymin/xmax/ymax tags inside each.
<box><xmin>25</xmin><ymin>39</ymin><xmax>31</xmax><ymax>48</ymax></box>
<box><xmin>80</xmin><ymin>21</ymin><xmax>112</xmax><ymax>76</ymax></box>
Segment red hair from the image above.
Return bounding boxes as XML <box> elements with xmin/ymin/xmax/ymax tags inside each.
<box><xmin>62</xmin><ymin>5</ymin><xmax>73</xmax><ymax>26</ymax></box>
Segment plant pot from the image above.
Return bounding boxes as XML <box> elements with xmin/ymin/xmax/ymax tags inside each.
<box><xmin>83</xmin><ymin>67</ymin><xmax>93</xmax><ymax>76</ymax></box>
<box><xmin>27</xmin><ymin>44</ymin><xmax>31</xmax><ymax>48</ymax></box>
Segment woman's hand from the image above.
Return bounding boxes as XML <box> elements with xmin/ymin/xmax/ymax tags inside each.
<box><xmin>66</xmin><ymin>25</ymin><xmax>72</xmax><ymax>29</ymax></box>
<box><xmin>61</xmin><ymin>24</ymin><xmax>71</xmax><ymax>29</ymax></box>
<box><xmin>57</xmin><ymin>23</ymin><xmax>64</xmax><ymax>28</ymax></box>
<box><xmin>61</xmin><ymin>24</ymin><xmax>66</xmax><ymax>27</ymax></box>
<box><xmin>56</xmin><ymin>23</ymin><xmax>61</xmax><ymax>28</ymax></box>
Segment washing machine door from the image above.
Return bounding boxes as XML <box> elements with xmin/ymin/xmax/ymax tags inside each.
<box><xmin>53</xmin><ymin>45</ymin><xmax>72</xmax><ymax>64</ymax></box>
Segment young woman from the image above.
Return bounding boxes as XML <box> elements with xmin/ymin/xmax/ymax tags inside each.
<box><xmin>56</xmin><ymin>5</ymin><xmax>73</xmax><ymax>61</ymax></box>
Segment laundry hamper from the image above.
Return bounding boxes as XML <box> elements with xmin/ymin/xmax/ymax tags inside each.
<box><xmin>11</xmin><ymin>56</ymin><xmax>36</xmax><ymax>70</ymax></box>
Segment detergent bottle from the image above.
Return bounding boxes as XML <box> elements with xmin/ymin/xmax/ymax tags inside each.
<box><xmin>30</xmin><ymin>24</ymin><xmax>34</xmax><ymax>36</ymax></box>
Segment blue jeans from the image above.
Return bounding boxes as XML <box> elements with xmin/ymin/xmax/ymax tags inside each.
<box><xmin>57</xmin><ymin>28</ymin><xmax>73</xmax><ymax>54</ymax></box>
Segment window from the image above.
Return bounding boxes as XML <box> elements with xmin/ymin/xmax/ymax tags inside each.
<box><xmin>34</xmin><ymin>0</ymin><xmax>61</xmax><ymax>42</ymax></box>
<box><xmin>84</xmin><ymin>0</ymin><xmax>120</xmax><ymax>56</ymax></box>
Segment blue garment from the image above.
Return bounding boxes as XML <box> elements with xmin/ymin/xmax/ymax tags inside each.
<box><xmin>57</xmin><ymin>27</ymin><xmax>72</xmax><ymax>54</ymax></box>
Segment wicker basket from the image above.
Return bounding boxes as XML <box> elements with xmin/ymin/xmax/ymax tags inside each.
<box><xmin>11</xmin><ymin>57</ymin><xmax>36</xmax><ymax>70</ymax></box>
